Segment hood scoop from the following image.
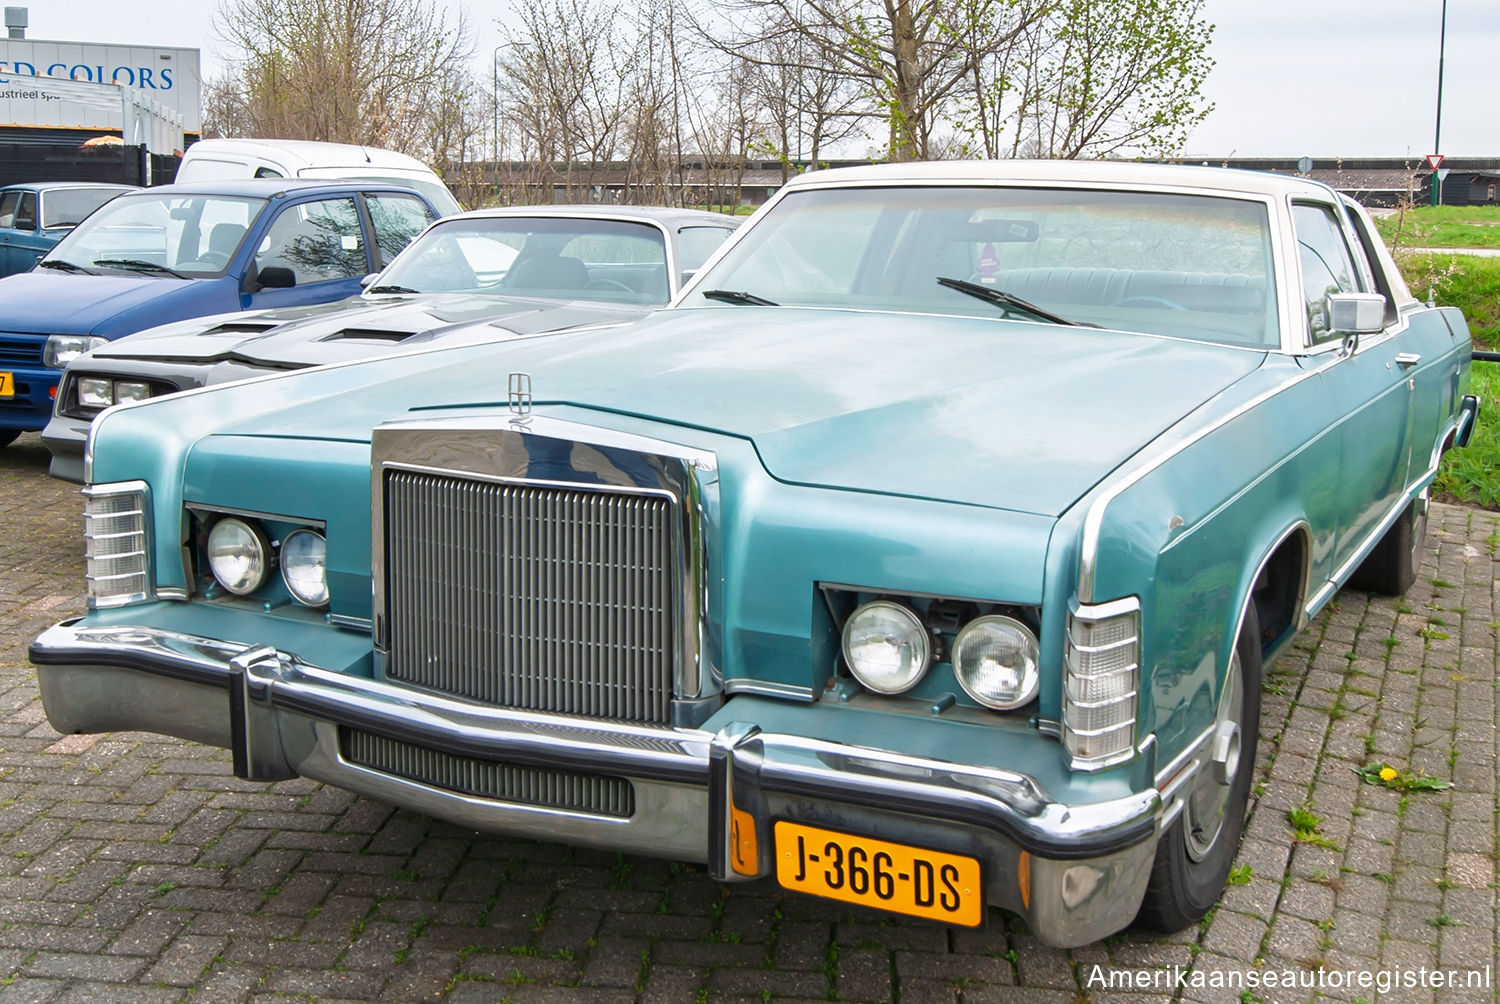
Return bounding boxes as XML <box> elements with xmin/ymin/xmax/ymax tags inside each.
<box><xmin>319</xmin><ymin>327</ymin><xmax>419</xmax><ymax>343</ymax></box>
<box><xmin>204</xmin><ymin>321</ymin><xmax>278</xmax><ymax>336</ymax></box>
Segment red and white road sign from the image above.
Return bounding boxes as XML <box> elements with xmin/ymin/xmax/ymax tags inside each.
<box><xmin>1426</xmin><ymin>154</ymin><xmax>1445</xmax><ymax>171</ymax></box>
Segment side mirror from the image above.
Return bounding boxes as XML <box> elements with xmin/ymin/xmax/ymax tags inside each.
<box><xmin>258</xmin><ymin>266</ymin><xmax>295</xmax><ymax>290</ymax></box>
<box><xmin>1327</xmin><ymin>292</ymin><xmax>1385</xmax><ymax>336</ymax></box>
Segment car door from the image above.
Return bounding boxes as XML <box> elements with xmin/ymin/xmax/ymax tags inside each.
<box><xmin>1297</xmin><ymin>200</ymin><xmax>1414</xmax><ymax>575</ymax></box>
<box><xmin>241</xmin><ymin>194</ymin><xmax>372</xmax><ymax>310</ymax></box>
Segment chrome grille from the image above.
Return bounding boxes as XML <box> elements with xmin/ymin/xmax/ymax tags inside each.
<box><xmin>383</xmin><ymin>469</ymin><xmax>676</xmax><ymax>724</ymax></box>
<box><xmin>341</xmin><ymin>729</ymin><xmax>635</xmax><ymax>817</ymax></box>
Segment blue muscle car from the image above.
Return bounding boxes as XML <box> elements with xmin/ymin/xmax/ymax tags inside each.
<box><xmin>29</xmin><ymin>162</ymin><xmax>1480</xmax><ymax>946</ymax></box>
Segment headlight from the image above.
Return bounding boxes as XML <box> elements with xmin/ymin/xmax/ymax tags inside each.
<box><xmin>280</xmin><ymin>528</ymin><xmax>329</xmax><ymax>607</ymax></box>
<box><xmin>952</xmin><ymin>615</ymin><xmax>1040</xmax><ymax>709</ymax></box>
<box><xmin>43</xmin><ymin>334</ymin><xmax>108</xmax><ymax>368</ymax></box>
<box><xmin>77</xmin><ymin>377</ymin><xmax>115</xmax><ymax>409</ymax></box>
<box><xmin>206</xmin><ymin>518</ymin><xmax>270</xmax><ymax>595</ymax></box>
<box><xmin>114</xmin><ymin>381</ymin><xmax>153</xmax><ymax>403</ymax></box>
<box><xmin>841</xmin><ymin>600</ymin><xmax>930</xmax><ymax>694</ymax></box>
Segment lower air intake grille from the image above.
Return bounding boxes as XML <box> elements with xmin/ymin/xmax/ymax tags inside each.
<box><xmin>341</xmin><ymin>728</ymin><xmax>635</xmax><ymax>817</ymax></box>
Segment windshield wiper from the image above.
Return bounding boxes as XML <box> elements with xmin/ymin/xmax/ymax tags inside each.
<box><xmin>37</xmin><ymin>259</ymin><xmax>97</xmax><ymax>275</ymax></box>
<box><xmin>701</xmin><ymin>289</ymin><xmax>778</xmax><ymax>306</ymax></box>
<box><xmin>937</xmin><ymin>276</ymin><xmax>1081</xmax><ymax>326</ymax></box>
<box><xmin>365</xmin><ymin>284</ymin><xmax>422</xmax><ymax>294</ymax></box>
<box><xmin>93</xmin><ymin>258</ymin><xmax>188</xmax><ymax>279</ymax></box>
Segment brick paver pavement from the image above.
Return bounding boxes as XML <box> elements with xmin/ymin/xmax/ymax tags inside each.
<box><xmin>2</xmin><ymin>429</ymin><xmax>1497</xmax><ymax>1002</ymax></box>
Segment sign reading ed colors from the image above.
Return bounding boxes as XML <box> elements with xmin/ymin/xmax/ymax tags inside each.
<box><xmin>0</xmin><ymin>39</ymin><xmax>201</xmax><ymax>132</ymax></box>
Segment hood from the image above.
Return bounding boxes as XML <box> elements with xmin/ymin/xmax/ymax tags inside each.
<box><xmin>90</xmin><ymin>293</ymin><xmax>650</xmax><ymax>368</ymax></box>
<box><xmin>195</xmin><ymin>307</ymin><xmax>1265</xmax><ymax>517</ymax></box>
<box><xmin>0</xmin><ymin>270</ymin><xmax>214</xmax><ymax>335</ymax></box>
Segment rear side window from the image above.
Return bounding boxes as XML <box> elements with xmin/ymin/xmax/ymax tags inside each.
<box><xmin>255</xmin><ymin>197</ymin><xmax>366</xmax><ymax>285</ymax></box>
<box><xmin>366</xmin><ymin>193</ymin><xmax>438</xmax><ymax>268</ymax></box>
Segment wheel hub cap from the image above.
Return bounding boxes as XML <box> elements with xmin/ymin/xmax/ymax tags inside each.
<box><xmin>1184</xmin><ymin>651</ymin><xmax>1243</xmax><ymax>862</ymax></box>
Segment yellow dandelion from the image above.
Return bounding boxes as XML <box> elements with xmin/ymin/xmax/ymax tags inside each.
<box><xmin>1379</xmin><ymin>766</ymin><xmax>1399</xmax><ymax>782</ymax></box>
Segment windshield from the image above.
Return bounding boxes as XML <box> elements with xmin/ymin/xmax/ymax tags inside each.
<box><xmin>42</xmin><ymin>193</ymin><xmax>266</xmax><ymax>278</ymax></box>
<box><xmin>688</xmin><ymin>186</ymin><xmax>1279</xmax><ymax>347</ymax></box>
<box><xmin>374</xmin><ymin>216</ymin><xmax>672</xmax><ymax>305</ymax></box>
<box><xmin>41</xmin><ymin>188</ymin><xmax>127</xmax><ymax>230</ymax></box>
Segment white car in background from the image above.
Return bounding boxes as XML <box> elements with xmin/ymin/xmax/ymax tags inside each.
<box><xmin>177</xmin><ymin>138</ymin><xmax>462</xmax><ymax>217</ymax></box>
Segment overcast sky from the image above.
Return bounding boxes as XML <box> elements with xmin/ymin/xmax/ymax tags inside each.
<box><xmin>25</xmin><ymin>0</ymin><xmax>1496</xmax><ymax>160</ymax></box>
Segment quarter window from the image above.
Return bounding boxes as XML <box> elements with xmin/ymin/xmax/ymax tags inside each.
<box><xmin>1292</xmin><ymin>203</ymin><xmax>1357</xmax><ymax>343</ymax></box>
<box><xmin>255</xmin><ymin>197</ymin><xmax>366</xmax><ymax>285</ymax></box>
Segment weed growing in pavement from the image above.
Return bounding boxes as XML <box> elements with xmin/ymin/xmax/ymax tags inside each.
<box><xmin>1226</xmin><ymin>864</ymin><xmax>1253</xmax><ymax>885</ymax></box>
<box><xmin>1353</xmin><ymin>763</ymin><xmax>1453</xmax><ymax>793</ymax></box>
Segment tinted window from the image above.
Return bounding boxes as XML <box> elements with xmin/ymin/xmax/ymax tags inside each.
<box><xmin>255</xmin><ymin>198</ymin><xmax>366</xmax><ymax>285</ymax></box>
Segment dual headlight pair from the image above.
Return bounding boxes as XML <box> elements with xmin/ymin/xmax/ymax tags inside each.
<box><xmin>206</xmin><ymin>518</ymin><xmax>329</xmax><ymax>607</ymax></box>
<box><xmin>841</xmin><ymin>600</ymin><xmax>1040</xmax><ymax>710</ymax></box>
<box><xmin>76</xmin><ymin>376</ymin><xmax>155</xmax><ymax>410</ymax></box>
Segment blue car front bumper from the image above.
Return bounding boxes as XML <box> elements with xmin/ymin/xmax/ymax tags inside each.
<box><xmin>0</xmin><ymin>362</ymin><xmax>60</xmax><ymax>434</ymax></box>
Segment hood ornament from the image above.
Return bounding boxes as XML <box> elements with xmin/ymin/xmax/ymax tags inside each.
<box><xmin>507</xmin><ymin>372</ymin><xmax>532</xmax><ymax>422</ymax></box>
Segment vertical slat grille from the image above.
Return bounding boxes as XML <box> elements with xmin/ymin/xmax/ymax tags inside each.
<box><xmin>341</xmin><ymin>729</ymin><xmax>634</xmax><ymax>817</ymax></box>
<box><xmin>384</xmin><ymin>470</ymin><xmax>675</xmax><ymax>724</ymax></box>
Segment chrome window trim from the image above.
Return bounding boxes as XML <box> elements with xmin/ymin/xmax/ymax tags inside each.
<box><xmin>370</xmin><ymin>413</ymin><xmax>718</xmax><ymax>710</ymax></box>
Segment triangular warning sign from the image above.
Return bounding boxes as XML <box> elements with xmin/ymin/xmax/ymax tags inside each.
<box><xmin>1426</xmin><ymin>154</ymin><xmax>1444</xmax><ymax>171</ymax></box>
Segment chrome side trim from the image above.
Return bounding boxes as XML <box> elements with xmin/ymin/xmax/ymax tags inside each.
<box><xmin>1305</xmin><ymin>460</ymin><xmax>1439</xmax><ymax>617</ymax></box>
<box><xmin>329</xmin><ymin>613</ymin><xmax>374</xmax><ymax>633</ymax></box>
<box><xmin>721</xmin><ymin>679</ymin><xmax>816</xmax><ymax>702</ymax></box>
<box><xmin>1077</xmin><ymin>367</ymin><xmax>1320</xmax><ymax>604</ymax></box>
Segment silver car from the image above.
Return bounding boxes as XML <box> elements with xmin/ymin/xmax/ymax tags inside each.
<box><xmin>43</xmin><ymin>205</ymin><xmax>739</xmax><ymax>480</ymax></box>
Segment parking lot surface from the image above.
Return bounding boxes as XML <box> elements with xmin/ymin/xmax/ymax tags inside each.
<box><xmin>1</xmin><ymin>429</ymin><xmax>1496</xmax><ymax>1002</ymax></box>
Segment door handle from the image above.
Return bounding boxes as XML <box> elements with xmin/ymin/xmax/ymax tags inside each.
<box><xmin>1395</xmin><ymin>353</ymin><xmax>1421</xmax><ymax>368</ymax></box>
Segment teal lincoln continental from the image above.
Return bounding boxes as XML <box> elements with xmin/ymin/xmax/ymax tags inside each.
<box><xmin>30</xmin><ymin>162</ymin><xmax>1480</xmax><ymax>946</ymax></box>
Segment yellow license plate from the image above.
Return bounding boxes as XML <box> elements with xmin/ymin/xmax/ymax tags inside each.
<box><xmin>0</xmin><ymin>371</ymin><xmax>11</xmax><ymax>398</ymax></box>
<box><xmin>774</xmin><ymin>820</ymin><xmax>982</xmax><ymax>926</ymax></box>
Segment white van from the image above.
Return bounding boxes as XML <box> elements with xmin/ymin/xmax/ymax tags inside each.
<box><xmin>176</xmin><ymin>139</ymin><xmax>462</xmax><ymax>216</ymax></box>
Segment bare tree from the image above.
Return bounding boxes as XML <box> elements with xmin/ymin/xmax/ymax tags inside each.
<box><xmin>211</xmin><ymin>0</ymin><xmax>474</xmax><ymax>152</ymax></box>
<box><xmin>703</xmin><ymin>0</ymin><xmax>1040</xmax><ymax>161</ymax></box>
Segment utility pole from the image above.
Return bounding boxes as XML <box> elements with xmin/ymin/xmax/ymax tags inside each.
<box><xmin>1431</xmin><ymin>0</ymin><xmax>1447</xmax><ymax>206</ymax></box>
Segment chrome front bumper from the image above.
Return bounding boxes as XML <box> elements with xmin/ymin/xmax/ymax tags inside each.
<box><xmin>31</xmin><ymin>619</ymin><xmax>1162</xmax><ymax>947</ymax></box>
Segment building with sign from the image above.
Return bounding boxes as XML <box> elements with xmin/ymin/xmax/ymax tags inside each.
<box><xmin>0</xmin><ymin>23</ymin><xmax>200</xmax><ymax>153</ymax></box>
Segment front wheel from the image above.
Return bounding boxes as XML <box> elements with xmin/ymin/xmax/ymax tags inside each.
<box><xmin>1135</xmin><ymin>605</ymin><xmax>1262</xmax><ymax>932</ymax></box>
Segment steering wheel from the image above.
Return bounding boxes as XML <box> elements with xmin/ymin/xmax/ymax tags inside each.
<box><xmin>1113</xmin><ymin>295</ymin><xmax>1188</xmax><ymax>311</ymax></box>
<box><xmin>585</xmin><ymin>277</ymin><xmax>634</xmax><ymax>294</ymax></box>
<box><xmin>189</xmin><ymin>251</ymin><xmax>231</xmax><ymax>270</ymax></box>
